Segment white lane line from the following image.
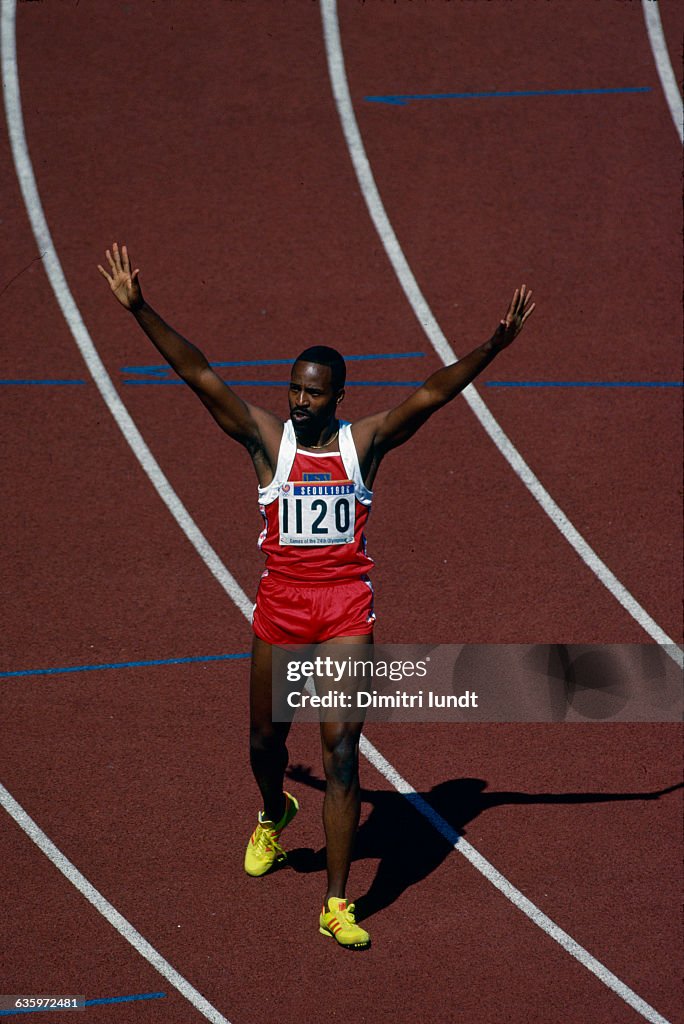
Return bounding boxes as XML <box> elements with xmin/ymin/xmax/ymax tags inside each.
<box><xmin>642</xmin><ymin>0</ymin><xmax>683</xmax><ymax>142</ymax></box>
<box><xmin>0</xmin><ymin>2</ymin><xmax>675</xmax><ymax>1023</ymax></box>
<box><xmin>320</xmin><ymin>0</ymin><xmax>683</xmax><ymax>671</ymax></box>
<box><xmin>0</xmin><ymin>784</ymin><xmax>232</xmax><ymax>1024</ymax></box>
<box><xmin>0</xmin><ymin>1</ymin><xmax>253</xmax><ymax>626</ymax></box>
<box><xmin>2</xmin><ymin>2</ymin><xmax>239</xmax><ymax>1020</ymax></box>
<box><xmin>321</xmin><ymin>1</ymin><xmax>676</xmax><ymax>1019</ymax></box>
<box><xmin>359</xmin><ymin>735</ymin><xmax>672</xmax><ymax>1024</ymax></box>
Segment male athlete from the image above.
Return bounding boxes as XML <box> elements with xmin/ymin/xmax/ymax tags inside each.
<box><xmin>99</xmin><ymin>242</ymin><xmax>534</xmax><ymax>950</ymax></box>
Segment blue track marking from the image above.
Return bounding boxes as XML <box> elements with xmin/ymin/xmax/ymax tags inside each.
<box><xmin>0</xmin><ymin>379</ymin><xmax>85</xmax><ymax>386</ymax></box>
<box><xmin>124</xmin><ymin>379</ymin><xmax>422</xmax><ymax>387</ymax></box>
<box><xmin>365</xmin><ymin>86</ymin><xmax>651</xmax><ymax>106</ymax></box>
<box><xmin>122</xmin><ymin>351</ymin><xmax>425</xmax><ymax>374</ymax></box>
<box><xmin>121</xmin><ymin>351</ymin><xmax>426</xmax><ymax>387</ymax></box>
<box><xmin>1</xmin><ymin>653</ymin><xmax>251</xmax><ymax>681</ymax></box>
<box><xmin>84</xmin><ymin>993</ymin><xmax>166</xmax><ymax>1007</ymax></box>
<box><xmin>0</xmin><ymin>994</ymin><xmax>165</xmax><ymax>1016</ymax></box>
<box><xmin>486</xmin><ymin>381</ymin><xmax>683</xmax><ymax>388</ymax></box>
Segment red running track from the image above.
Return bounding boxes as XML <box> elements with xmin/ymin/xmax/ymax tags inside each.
<box><xmin>1</xmin><ymin>2</ymin><xmax>682</xmax><ymax>1023</ymax></box>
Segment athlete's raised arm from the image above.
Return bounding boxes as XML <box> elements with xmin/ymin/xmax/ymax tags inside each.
<box><xmin>98</xmin><ymin>242</ymin><xmax>282</xmax><ymax>469</ymax></box>
<box><xmin>355</xmin><ymin>285</ymin><xmax>535</xmax><ymax>465</ymax></box>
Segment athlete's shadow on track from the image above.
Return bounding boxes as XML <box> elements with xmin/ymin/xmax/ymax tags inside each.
<box><xmin>284</xmin><ymin>765</ymin><xmax>683</xmax><ymax>922</ymax></box>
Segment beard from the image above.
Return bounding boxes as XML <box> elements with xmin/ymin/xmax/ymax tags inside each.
<box><xmin>290</xmin><ymin>410</ymin><xmax>317</xmax><ymax>441</ymax></box>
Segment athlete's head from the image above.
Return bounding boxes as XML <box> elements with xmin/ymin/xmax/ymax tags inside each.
<box><xmin>289</xmin><ymin>346</ymin><xmax>346</xmax><ymax>442</ymax></box>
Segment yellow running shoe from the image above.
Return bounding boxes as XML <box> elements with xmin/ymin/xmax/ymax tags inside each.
<box><xmin>319</xmin><ymin>898</ymin><xmax>371</xmax><ymax>950</ymax></box>
<box><xmin>244</xmin><ymin>792</ymin><xmax>299</xmax><ymax>877</ymax></box>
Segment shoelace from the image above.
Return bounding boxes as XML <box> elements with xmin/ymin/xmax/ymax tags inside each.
<box><xmin>253</xmin><ymin>822</ymin><xmax>284</xmax><ymax>858</ymax></box>
<box><xmin>343</xmin><ymin>903</ymin><xmax>357</xmax><ymax>923</ymax></box>
<box><xmin>330</xmin><ymin>902</ymin><xmax>357</xmax><ymax>925</ymax></box>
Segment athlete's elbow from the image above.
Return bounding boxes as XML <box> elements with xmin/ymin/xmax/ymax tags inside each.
<box><xmin>421</xmin><ymin>382</ymin><xmax>454</xmax><ymax>411</ymax></box>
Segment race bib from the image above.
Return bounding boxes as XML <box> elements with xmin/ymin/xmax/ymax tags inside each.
<box><xmin>279</xmin><ymin>480</ymin><xmax>356</xmax><ymax>546</ymax></box>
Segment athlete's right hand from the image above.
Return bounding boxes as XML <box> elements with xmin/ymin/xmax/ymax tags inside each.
<box><xmin>97</xmin><ymin>241</ymin><xmax>143</xmax><ymax>311</ymax></box>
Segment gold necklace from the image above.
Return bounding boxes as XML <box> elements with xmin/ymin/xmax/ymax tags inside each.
<box><xmin>308</xmin><ymin>429</ymin><xmax>339</xmax><ymax>450</ymax></box>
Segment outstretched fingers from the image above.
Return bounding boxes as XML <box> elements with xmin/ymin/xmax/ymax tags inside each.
<box><xmin>497</xmin><ymin>285</ymin><xmax>535</xmax><ymax>343</ymax></box>
<box><xmin>515</xmin><ymin>284</ymin><xmax>528</xmax><ymax>315</ymax></box>
<box><xmin>513</xmin><ymin>284</ymin><xmax>535</xmax><ymax>323</ymax></box>
<box><xmin>506</xmin><ymin>287</ymin><xmax>520</xmax><ymax>324</ymax></box>
<box><xmin>100</xmin><ymin>246</ymin><xmax>123</xmax><ymax>291</ymax></box>
<box><xmin>118</xmin><ymin>243</ymin><xmax>140</xmax><ymax>287</ymax></box>
<box><xmin>518</xmin><ymin>284</ymin><xmax>535</xmax><ymax>323</ymax></box>
<box><xmin>111</xmin><ymin>240</ymin><xmax>124</xmax><ymax>272</ymax></box>
<box><xmin>99</xmin><ymin>241</ymin><xmax>140</xmax><ymax>293</ymax></box>
<box><xmin>500</xmin><ymin>290</ymin><xmax>516</xmax><ymax>328</ymax></box>
<box><xmin>521</xmin><ymin>296</ymin><xmax>536</xmax><ymax>324</ymax></box>
<box><xmin>97</xmin><ymin>263</ymin><xmax>113</xmax><ymax>285</ymax></box>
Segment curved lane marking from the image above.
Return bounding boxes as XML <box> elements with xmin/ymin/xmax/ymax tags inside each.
<box><xmin>360</xmin><ymin>733</ymin><xmax>672</xmax><ymax>1024</ymax></box>
<box><xmin>0</xmin><ymin>3</ymin><xmax>675</xmax><ymax>1023</ymax></box>
<box><xmin>0</xmin><ymin>784</ymin><xmax>232</xmax><ymax>1024</ymax></box>
<box><xmin>321</xmin><ymin>2</ymin><xmax>676</xmax><ymax>1021</ymax></box>
<box><xmin>642</xmin><ymin>0</ymin><xmax>683</xmax><ymax>142</ymax></box>
<box><xmin>320</xmin><ymin>0</ymin><xmax>682</xmax><ymax>670</ymax></box>
<box><xmin>1</xmin><ymin>2</ymin><xmax>237</xmax><ymax>1021</ymax></box>
<box><xmin>0</xmin><ymin>0</ymin><xmax>253</xmax><ymax>625</ymax></box>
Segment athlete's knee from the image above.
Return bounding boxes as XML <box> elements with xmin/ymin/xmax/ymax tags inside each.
<box><xmin>321</xmin><ymin>727</ymin><xmax>360</xmax><ymax>790</ymax></box>
<box><xmin>249</xmin><ymin>723</ymin><xmax>287</xmax><ymax>758</ymax></box>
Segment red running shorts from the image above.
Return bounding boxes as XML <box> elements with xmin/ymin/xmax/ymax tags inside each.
<box><xmin>252</xmin><ymin>573</ymin><xmax>375</xmax><ymax>645</ymax></box>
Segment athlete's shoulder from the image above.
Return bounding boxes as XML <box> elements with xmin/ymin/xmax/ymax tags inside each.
<box><xmin>349</xmin><ymin>412</ymin><xmax>385</xmax><ymax>455</ymax></box>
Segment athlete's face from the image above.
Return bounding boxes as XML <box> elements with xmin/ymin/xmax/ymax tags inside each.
<box><xmin>288</xmin><ymin>361</ymin><xmax>343</xmax><ymax>442</ymax></box>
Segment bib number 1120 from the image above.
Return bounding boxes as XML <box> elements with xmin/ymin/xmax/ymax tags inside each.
<box><xmin>279</xmin><ymin>481</ymin><xmax>355</xmax><ymax>546</ymax></box>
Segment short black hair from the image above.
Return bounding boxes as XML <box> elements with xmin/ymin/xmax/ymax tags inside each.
<box><xmin>293</xmin><ymin>345</ymin><xmax>346</xmax><ymax>392</ymax></box>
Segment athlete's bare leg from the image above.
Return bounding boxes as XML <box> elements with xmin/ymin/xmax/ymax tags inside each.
<box><xmin>318</xmin><ymin>633</ymin><xmax>373</xmax><ymax>902</ymax></box>
<box><xmin>249</xmin><ymin>635</ymin><xmax>292</xmax><ymax>823</ymax></box>
<box><xmin>250</xmin><ymin>630</ymin><xmax>369</xmax><ymax>899</ymax></box>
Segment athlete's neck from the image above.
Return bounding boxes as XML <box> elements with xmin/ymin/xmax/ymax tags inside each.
<box><xmin>297</xmin><ymin>420</ymin><xmax>340</xmax><ymax>450</ymax></box>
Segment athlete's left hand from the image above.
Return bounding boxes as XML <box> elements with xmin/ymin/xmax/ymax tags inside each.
<box><xmin>491</xmin><ymin>285</ymin><xmax>535</xmax><ymax>350</ymax></box>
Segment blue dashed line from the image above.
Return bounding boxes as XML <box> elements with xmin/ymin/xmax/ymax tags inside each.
<box><xmin>123</xmin><ymin>379</ymin><xmax>422</xmax><ymax>387</ymax></box>
<box><xmin>0</xmin><ymin>379</ymin><xmax>85</xmax><ymax>386</ymax></box>
<box><xmin>84</xmin><ymin>993</ymin><xmax>166</xmax><ymax>1007</ymax></box>
<box><xmin>365</xmin><ymin>86</ymin><xmax>651</xmax><ymax>106</ymax></box>
<box><xmin>486</xmin><ymin>381</ymin><xmax>683</xmax><ymax>388</ymax></box>
<box><xmin>122</xmin><ymin>351</ymin><xmax>425</xmax><ymax>375</ymax></box>
<box><xmin>0</xmin><ymin>653</ymin><xmax>251</xmax><ymax>681</ymax></box>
